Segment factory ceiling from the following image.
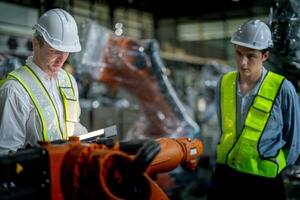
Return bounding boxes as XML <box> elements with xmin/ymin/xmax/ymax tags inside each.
<box><xmin>103</xmin><ymin>0</ymin><xmax>275</xmax><ymax>20</ymax></box>
<box><xmin>2</xmin><ymin>0</ymin><xmax>275</xmax><ymax>21</ymax></box>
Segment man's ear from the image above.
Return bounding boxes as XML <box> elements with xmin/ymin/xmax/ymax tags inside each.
<box><xmin>32</xmin><ymin>38</ymin><xmax>39</xmax><ymax>50</ymax></box>
<box><xmin>262</xmin><ymin>51</ymin><xmax>269</xmax><ymax>62</ymax></box>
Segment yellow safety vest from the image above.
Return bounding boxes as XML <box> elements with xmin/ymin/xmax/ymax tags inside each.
<box><xmin>2</xmin><ymin>65</ymin><xmax>78</xmax><ymax>141</ymax></box>
<box><xmin>217</xmin><ymin>71</ymin><xmax>286</xmax><ymax>178</ymax></box>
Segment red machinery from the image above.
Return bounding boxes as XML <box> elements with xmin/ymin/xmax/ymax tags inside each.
<box><xmin>0</xmin><ymin>137</ymin><xmax>202</xmax><ymax>200</ymax></box>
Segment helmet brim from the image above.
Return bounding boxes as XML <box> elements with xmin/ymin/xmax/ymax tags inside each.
<box><xmin>45</xmin><ymin>40</ymin><xmax>82</xmax><ymax>53</ymax></box>
<box><xmin>231</xmin><ymin>39</ymin><xmax>267</xmax><ymax>50</ymax></box>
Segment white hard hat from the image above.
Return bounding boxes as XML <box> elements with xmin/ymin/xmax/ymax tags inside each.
<box><xmin>33</xmin><ymin>8</ymin><xmax>81</xmax><ymax>52</ymax></box>
<box><xmin>231</xmin><ymin>19</ymin><xmax>273</xmax><ymax>50</ymax></box>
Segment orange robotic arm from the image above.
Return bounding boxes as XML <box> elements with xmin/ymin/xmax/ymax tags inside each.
<box><xmin>146</xmin><ymin>138</ymin><xmax>203</xmax><ymax>175</ymax></box>
<box><xmin>46</xmin><ymin>137</ymin><xmax>202</xmax><ymax>200</ymax></box>
<box><xmin>0</xmin><ymin>137</ymin><xmax>202</xmax><ymax>200</ymax></box>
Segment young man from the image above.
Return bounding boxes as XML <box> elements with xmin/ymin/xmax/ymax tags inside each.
<box><xmin>208</xmin><ymin>19</ymin><xmax>300</xmax><ymax>199</ymax></box>
<box><xmin>0</xmin><ymin>8</ymin><xmax>87</xmax><ymax>154</ymax></box>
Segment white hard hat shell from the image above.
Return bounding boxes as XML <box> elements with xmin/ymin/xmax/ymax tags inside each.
<box><xmin>33</xmin><ymin>8</ymin><xmax>81</xmax><ymax>53</ymax></box>
<box><xmin>231</xmin><ymin>19</ymin><xmax>273</xmax><ymax>50</ymax></box>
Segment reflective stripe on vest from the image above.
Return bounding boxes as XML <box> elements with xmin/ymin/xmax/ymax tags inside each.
<box><xmin>8</xmin><ymin>66</ymin><xmax>78</xmax><ymax>141</ymax></box>
<box><xmin>217</xmin><ymin>71</ymin><xmax>286</xmax><ymax>178</ymax></box>
<box><xmin>217</xmin><ymin>71</ymin><xmax>237</xmax><ymax>164</ymax></box>
<box><xmin>57</xmin><ymin>70</ymin><xmax>78</xmax><ymax>137</ymax></box>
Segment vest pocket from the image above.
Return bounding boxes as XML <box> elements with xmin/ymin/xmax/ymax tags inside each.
<box><xmin>60</xmin><ymin>87</ymin><xmax>78</xmax><ymax>122</ymax></box>
<box><xmin>60</xmin><ymin>87</ymin><xmax>77</xmax><ymax>101</ymax></box>
<box><xmin>257</xmin><ymin>159</ymin><xmax>278</xmax><ymax>177</ymax></box>
<box><xmin>230</xmin><ymin>138</ymin><xmax>278</xmax><ymax>177</ymax></box>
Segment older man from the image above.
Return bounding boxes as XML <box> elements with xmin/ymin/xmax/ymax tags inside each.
<box><xmin>0</xmin><ymin>8</ymin><xmax>87</xmax><ymax>154</ymax></box>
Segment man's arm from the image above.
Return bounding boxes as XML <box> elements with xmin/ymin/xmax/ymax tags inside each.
<box><xmin>281</xmin><ymin>80</ymin><xmax>300</xmax><ymax>166</ymax></box>
<box><xmin>0</xmin><ymin>80</ymin><xmax>30</xmax><ymax>154</ymax></box>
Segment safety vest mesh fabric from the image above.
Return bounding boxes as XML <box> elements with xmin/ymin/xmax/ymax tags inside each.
<box><xmin>6</xmin><ymin>66</ymin><xmax>78</xmax><ymax>141</ymax></box>
<box><xmin>217</xmin><ymin>71</ymin><xmax>286</xmax><ymax>178</ymax></box>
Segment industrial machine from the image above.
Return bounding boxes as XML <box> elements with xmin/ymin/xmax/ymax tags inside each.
<box><xmin>70</xmin><ymin>20</ymin><xmax>201</xmax><ymax>140</ymax></box>
<box><xmin>0</xmin><ymin>52</ymin><xmax>21</xmax><ymax>80</ymax></box>
<box><xmin>0</xmin><ymin>136</ymin><xmax>202</xmax><ymax>200</ymax></box>
<box><xmin>268</xmin><ymin>0</ymin><xmax>300</xmax><ymax>91</ymax></box>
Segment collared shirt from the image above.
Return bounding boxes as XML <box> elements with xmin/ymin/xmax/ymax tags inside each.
<box><xmin>215</xmin><ymin>67</ymin><xmax>300</xmax><ymax>166</ymax></box>
<box><xmin>0</xmin><ymin>56</ymin><xmax>87</xmax><ymax>154</ymax></box>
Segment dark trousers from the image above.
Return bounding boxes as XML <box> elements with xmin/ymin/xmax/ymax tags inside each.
<box><xmin>207</xmin><ymin>164</ymin><xmax>286</xmax><ymax>200</ymax></box>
